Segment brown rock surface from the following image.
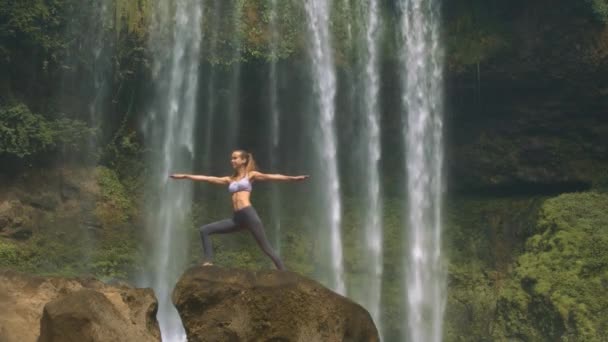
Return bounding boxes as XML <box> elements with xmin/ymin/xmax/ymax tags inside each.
<box><xmin>0</xmin><ymin>269</ymin><xmax>160</xmax><ymax>342</ymax></box>
<box><xmin>172</xmin><ymin>266</ymin><xmax>379</xmax><ymax>342</ymax></box>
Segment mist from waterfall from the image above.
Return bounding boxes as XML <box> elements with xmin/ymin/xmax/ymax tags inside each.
<box><xmin>87</xmin><ymin>0</ymin><xmax>112</xmax><ymax>160</ymax></box>
<box><xmin>398</xmin><ymin>0</ymin><xmax>447</xmax><ymax>341</ymax></box>
<box><xmin>56</xmin><ymin>0</ymin><xmax>115</xmax><ymax>273</ymax></box>
<box><xmin>142</xmin><ymin>0</ymin><xmax>203</xmax><ymax>340</ymax></box>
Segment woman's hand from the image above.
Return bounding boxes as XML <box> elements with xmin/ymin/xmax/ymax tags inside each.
<box><xmin>170</xmin><ymin>174</ymin><xmax>187</xmax><ymax>179</ymax></box>
<box><xmin>292</xmin><ymin>175</ymin><xmax>310</xmax><ymax>181</ymax></box>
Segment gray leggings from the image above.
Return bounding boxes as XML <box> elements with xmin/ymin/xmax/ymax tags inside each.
<box><xmin>199</xmin><ymin>206</ymin><xmax>285</xmax><ymax>270</ymax></box>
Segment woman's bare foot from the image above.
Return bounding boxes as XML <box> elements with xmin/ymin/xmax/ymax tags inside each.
<box><xmin>201</xmin><ymin>261</ymin><xmax>213</xmax><ymax>266</ymax></box>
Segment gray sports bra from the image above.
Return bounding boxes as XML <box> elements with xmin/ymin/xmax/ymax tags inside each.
<box><xmin>228</xmin><ymin>175</ymin><xmax>252</xmax><ymax>193</ymax></box>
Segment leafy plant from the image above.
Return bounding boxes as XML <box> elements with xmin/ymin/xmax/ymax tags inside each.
<box><xmin>588</xmin><ymin>0</ymin><xmax>608</xmax><ymax>22</ymax></box>
<box><xmin>0</xmin><ymin>103</ymin><xmax>53</xmax><ymax>157</ymax></box>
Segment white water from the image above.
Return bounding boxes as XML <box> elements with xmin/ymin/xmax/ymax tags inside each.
<box><xmin>143</xmin><ymin>0</ymin><xmax>203</xmax><ymax>340</ymax></box>
<box><xmin>360</xmin><ymin>0</ymin><xmax>383</xmax><ymax>334</ymax></box>
<box><xmin>399</xmin><ymin>0</ymin><xmax>446</xmax><ymax>341</ymax></box>
<box><xmin>304</xmin><ymin>0</ymin><xmax>345</xmax><ymax>295</ymax></box>
<box><xmin>268</xmin><ymin>0</ymin><xmax>282</xmax><ymax>254</ymax></box>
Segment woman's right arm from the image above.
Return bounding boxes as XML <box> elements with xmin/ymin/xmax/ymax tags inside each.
<box><xmin>170</xmin><ymin>174</ymin><xmax>230</xmax><ymax>185</ymax></box>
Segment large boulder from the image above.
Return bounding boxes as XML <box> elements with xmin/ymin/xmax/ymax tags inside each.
<box><xmin>0</xmin><ymin>270</ymin><xmax>160</xmax><ymax>342</ymax></box>
<box><xmin>172</xmin><ymin>266</ymin><xmax>379</xmax><ymax>342</ymax></box>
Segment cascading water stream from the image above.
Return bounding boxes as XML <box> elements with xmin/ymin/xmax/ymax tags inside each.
<box><xmin>399</xmin><ymin>0</ymin><xmax>446</xmax><ymax>341</ymax></box>
<box><xmin>359</xmin><ymin>0</ymin><xmax>383</xmax><ymax>334</ymax></box>
<box><xmin>143</xmin><ymin>0</ymin><xmax>203</xmax><ymax>340</ymax></box>
<box><xmin>268</xmin><ymin>0</ymin><xmax>282</xmax><ymax>254</ymax></box>
<box><xmin>303</xmin><ymin>0</ymin><xmax>345</xmax><ymax>295</ymax></box>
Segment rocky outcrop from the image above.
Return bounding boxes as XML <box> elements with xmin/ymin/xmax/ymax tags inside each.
<box><xmin>172</xmin><ymin>266</ymin><xmax>379</xmax><ymax>342</ymax></box>
<box><xmin>0</xmin><ymin>270</ymin><xmax>160</xmax><ymax>342</ymax></box>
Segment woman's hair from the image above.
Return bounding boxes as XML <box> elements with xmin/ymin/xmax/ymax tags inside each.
<box><xmin>232</xmin><ymin>150</ymin><xmax>257</xmax><ymax>178</ymax></box>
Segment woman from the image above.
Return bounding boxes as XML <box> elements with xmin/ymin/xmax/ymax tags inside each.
<box><xmin>170</xmin><ymin>150</ymin><xmax>309</xmax><ymax>270</ymax></box>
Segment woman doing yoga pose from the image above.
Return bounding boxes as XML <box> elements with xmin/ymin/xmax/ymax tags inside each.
<box><xmin>170</xmin><ymin>150</ymin><xmax>309</xmax><ymax>270</ymax></box>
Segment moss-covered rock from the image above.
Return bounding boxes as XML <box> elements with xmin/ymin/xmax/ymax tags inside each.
<box><xmin>94</xmin><ymin>166</ymin><xmax>134</xmax><ymax>227</ymax></box>
<box><xmin>0</xmin><ymin>166</ymin><xmax>140</xmax><ymax>280</ymax></box>
<box><xmin>443</xmin><ymin>196</ymin><xmax>543</xmax><ymax>341</ymax></box>
<box><xmin>496</xmin><ymin>192</ymin><xmax>608</xmax><ymax>341</ymax></box>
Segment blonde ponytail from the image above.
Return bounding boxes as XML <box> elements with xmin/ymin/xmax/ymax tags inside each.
<box><xmin>244</xmin><ymin>152</ymin><xmax>257</xmax><ymax>174</ymax></box>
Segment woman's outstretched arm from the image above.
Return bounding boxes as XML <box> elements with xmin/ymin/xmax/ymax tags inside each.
<box><xmin>249</xmin><ymin>171</ymin><xmax>309</xmax><ymax>182</ymax></box>
<box><xmin>170</xmin><ymin>174</ymin><xmax>230</xmax><ymax>185</ymax></box>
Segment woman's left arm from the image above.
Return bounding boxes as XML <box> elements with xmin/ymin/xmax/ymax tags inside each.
<box><xmin>249</xmin><ymin>171</ymin><xmax>309</xmax><ymax>182</ymax></box>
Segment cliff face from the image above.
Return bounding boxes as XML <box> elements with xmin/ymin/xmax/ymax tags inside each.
<box><xmin>172</xmin><ymin>266</ymin><xmax>380</xmax><ymax>342</ymax></box>
<box><xmin>0</xmin><ymin>166</ymin><xmax>138</xmax><ymax>279</ymax></box>
<box><xmin>443</xmin><ymin>1</ymin><xmax>608</xmax><ymax>193</ymax></box>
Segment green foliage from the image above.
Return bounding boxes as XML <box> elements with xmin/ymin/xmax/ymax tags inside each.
<box><xmin>95</xmin><ymin>166</ymin><xmax>134</xmax><ymax>226</ymax></box>
<box><xmin>0</xmin><ymin>0</ymin><xmax>68</xmax><ymax>66</ymax></box>
<box><xmin>241</xmin><ymin>0</ymin><xmax>302</xmax><ymax>61</ymax></box>
<box><xmin>496</xmin><ymin>192</ymin><xmax>608</xmax><ymax>341</ymax></box>
<box><xmin>0</xmin><ymin>166</ymin><xmax>139</xmax><ymax>280</ymax></box>
<box><xmin>588</xmin><ymin>0</ymin><xmax>608</xmax><ymax>22</ymax></box>
<box><xmin>114</xmin><ymin>0</ymin><xmax>150</xmax><ymax>38</ymax></box>
<box><xmin>0</xmin><ymin>240</ymin><xmax>21</xmax><ymax>267</ymax></box>
<box><xmin>0</xmin><ymin>103</ymin><xmax>94</xmax><ymax>159</ymax></box>
<box><xmin>0</xmin><ymin>103</ymin><xmax>53</xmax><ymax>157</ymax></box>
<box><xmin>90</xmin><ymin>231</ymin><xmax>138</xmax><ymax>281</ymax></box>
<box><xmin>48</xmin><ymin>116</ymin><xmax>97</xmax><ymax>152</ymax></box>
<box><xmin>445</xmin><ymin>196</ymin><xmax>542</xmax><ymax>268</ymax></box>
<box><xmin>102</xmin><ymin>128</ymin><xmax>145</xmax><ymax>196</ymax></box>
<box><xmin>442</xmin><ymin>196</ymin><xmax>543</xmax><ymax>341</ymax></box>
<box><xmin>2</xmin><ymin>220</ymin><xmax>138</xmax><ymax>280</ymax></box>
<box><xmin>445</xmin><ymin>262</ymin><xmax>499</xmax><ymax>341</ymax></box>
<box><xmin>445</xmin><ymin>9</ymin><xmax>510</xmax><ymax>71</ymax></box>
<box><xmin>195</xmin><ymin>0</ymin><xmax>303</xmax><ymax>64</ymax></box>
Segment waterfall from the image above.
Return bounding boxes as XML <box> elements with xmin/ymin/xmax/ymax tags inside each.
<box><xmin>143</xmin><ymin>0</ymin><xmax>203</xmax><ymax>340</ymax></box>
<box><xmin>268</xmin><ymin>0</ymin><xmax>282</xmax><ymax>254</ymax></box>
<box><xmin>399</xmin><ymin>0</ymin><xmax>446</xmax><ymax>341</ymax></box>
<box><xmin>360</xmin><ymin>0</ymin><xmax>383</xmax><ymax>334</ymax></box>
<box><xmin>303</xmin><ymin>0</ymin><xmax>345</xmax><ymax>294</ymax></box>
